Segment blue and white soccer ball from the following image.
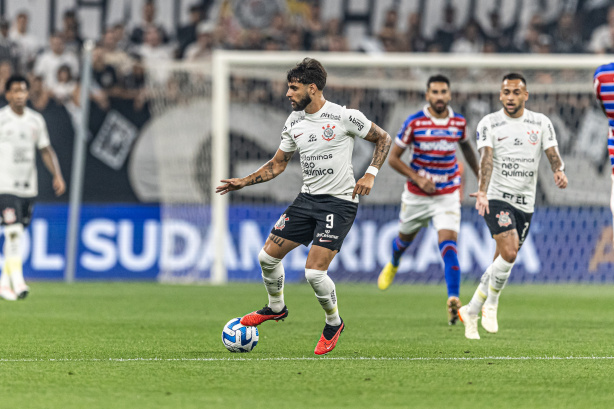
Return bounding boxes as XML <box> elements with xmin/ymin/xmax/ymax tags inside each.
<box><xmin>222</xmin><ymin>318</ymin><xmax>259</xmax><ymax>353</ymax></box>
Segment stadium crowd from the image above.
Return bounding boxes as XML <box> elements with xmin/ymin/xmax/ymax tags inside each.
<box><xmin>0</xmin><ymin>0</ymin><xmax>612</xmax><ymax>112</ymax></box>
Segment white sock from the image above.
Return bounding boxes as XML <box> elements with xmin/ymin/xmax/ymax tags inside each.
<box><xmin>485</xmin><ymin>256</ymin><xmax>514</xmax><ymax>306</ymax></box>
<box><xmin>4</xmin><ymin>224</ymin><xmax>26</xmax><ymax>292</ymax></box>
<box><xmin>0</xmin><ymin>263</ymin><xmax>10</xmax><ymax>290</ymax></box>
<box><xmin>258</xmin><ymin>249</ymin><xmax>285</xmax><ymax>313</ymax></box>
<box><xmin>305</xmin><ymin>268</ymin><xmax>341</xmax><ymax>326</ymax></box>
<box><xmin>467</xmin><ymin>266</ymin><xmax>492</xmax><ymax>315</ymax></box>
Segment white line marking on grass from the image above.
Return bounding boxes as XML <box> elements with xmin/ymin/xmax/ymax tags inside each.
<box><xmin>1</xmin><ymin>356</ymin><xmax>614</xmax><ymax>363</ymax></box>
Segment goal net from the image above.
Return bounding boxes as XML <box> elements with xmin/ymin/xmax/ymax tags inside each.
<box><xmin>143</xmin><ymin>52</ymin><xmax>614</xmax><ymax>284</ymax></box>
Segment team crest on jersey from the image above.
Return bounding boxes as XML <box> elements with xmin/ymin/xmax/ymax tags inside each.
<box><xmin>2</xmin><ymin>208</ymin><xmax>16</xmax><ymax>225</ymax></box>
<box><xmin>274</xmin><ymin>214</ymin><xmax>289</xmax><ymax>230</ymax></box>
<box><xmin>496</xmin><ymin>211</ymin><xmax>512</xmax><ymax>227</ymax></box>
<box><xmin>527</xmin><ymin>130</ymin><xmax>539</xmax><ymax>145</ymax></box>
<box><xmin>321</xmin><ymin>124</ymin><xmax>336</xmax><ymax>141</ymax></box>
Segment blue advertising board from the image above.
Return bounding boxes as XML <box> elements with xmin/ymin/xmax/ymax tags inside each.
<box><xmin>3</xmin><ymin>204</ymin><xmax>613</xmax><ymax>283</ymax></box>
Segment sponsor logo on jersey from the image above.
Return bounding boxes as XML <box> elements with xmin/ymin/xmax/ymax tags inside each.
<box><xmin>303</xmin><ymin>168</ymin><xmax>334</xmax><ymax>176</ymax></box>
<box><xmin>301</xmin><ymin>153</ymin><xmax>333</xmax><ymax>161</ymax></box>
<box><xmin>293</xmin><ymin>133</ymin><xmax>303</xmax><ymax>139</ymax></box>
<box><xmin>290</xmin><ymin>117</ymin><xmax>304</xmax><ymax>127</ymax></box>
<box><xmin>348</xmin><ymin>115</ymin><xmax>365</xmax><ymax>131</ymax></box>
<box><xmin>316</xmin><ymin>232</ymin><xmax>339</xmax><ymax>240</ymax></box>
<box><xmin>417</xmin><ymin>169</ymin><xmax>449</xmax><ymax>184</ymax></box>
<box><xmin>492</xmin><ymin>121</ymin><xmax>506</xmax><ymax>128</ymax></box>
<box><xmin>419</xmin><ymin>140</ymin><xmax>456</xmax><ymax>151</ymax></box>
<box><xmin>308</xmin><ymin>134</ymin><xmax>317</xmax><ymax>142</ymax></box>
<box><xmin>496</xmin><ymin>211</ymin><xmax>512</xmax><ymax>227</ymax></box>
<box><xmin>321</xmin><ymin>112</ymin><xmax>341</xmax><ymax>121</ymax></box>
<box><xmin>2</xmin><ymin>208</ymin><xmax>16</xmax><ymax>224</ymax></box>
<box><xmin>527</xmin><ymin>130</ymin><xmax>539</xmax><ymax>145</ymax></box>
<box><xmin>322</xmin><ymin>124</ymin><xmax>336</xmax><ymax>141</ymax></box>
<box><xmin>524</xmin><ymin>119</ymin><xmax>541</xmax><ymax>126</ymax></box>
<box><xmin>497</xmin><ymin>136</ymin><xmax>510</xmax><ymax>141</ymax></box>
<box><xmin>274</xmin><ymin>214</ymin><xmax>289</xmax><ymax>230</ymax></box>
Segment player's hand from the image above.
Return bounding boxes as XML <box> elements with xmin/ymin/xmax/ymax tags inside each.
<box><xmin>416</xmin><ymin>176</ymin><xmax>436</xmax><ymax>194</ymax></box>
<box><xmin>554</xmin><ymin>171</ymin><xmax>567</xmax><ymax>189</ymax></box>
<box><xmin>53</xmin><ymin>175</ymin><xmax>66</xmax><ymax>196</ymax></box>
<box><xmin>216</xmin><ymin>178</ymin><xmax>245</xmax><ymax>195</ymax></box>
<box><xmin>352</xmin><ymin>174</ymin><xmax>375</xmax><ymax>199</ymax></box>
<box><xmin>470</xmin><ymin>191</ymin><xmax>489</xmax><ymax>216</ymax></box>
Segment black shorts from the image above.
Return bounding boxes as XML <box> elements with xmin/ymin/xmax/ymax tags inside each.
<box><xmin>0</xmin><ymin>194</ymin><xmax>35</xmax><ymax>227</ymax></box>
<box><xmin>483</xmin><ymin>200</ymin><xmax>533</xmax><ymax>248</ymax></box>
<box><xmin>270</xmin><ymin>193</ymin><xmax>358</xmax><ymax>252</ymax></box>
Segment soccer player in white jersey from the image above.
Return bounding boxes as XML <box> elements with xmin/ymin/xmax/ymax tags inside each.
<box><xmin>0</xmin><ymin>75</ymin><xmax>66</xmax><ymax>301</ymax></box>
<box><xmin>377</xmin><ymin>75</ymin><xmax>479</xmax><ymax>325</ymax></box>
<box><xmin>216</xmin><ymin>58</ymin><xmax>392</xmax><ymax>355</ymax></box>
<box><xmin>458</xmin><ymin>73</ymin><xmax>567</xmax><ymax>339</ymax></box>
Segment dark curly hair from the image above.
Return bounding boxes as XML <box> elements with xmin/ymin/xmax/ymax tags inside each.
<box><xmin>286</xmin><ymin>58</ymin><xmax>327</xmax><ymax>90</ymax></box>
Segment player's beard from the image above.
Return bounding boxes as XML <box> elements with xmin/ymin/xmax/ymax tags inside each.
<box><xmin>503</xmin><ymin>103</ymin><xmax>521</xmax><ymax>116</ymax></box>
<box><xmin>292</xmin><ymin>93</ymin><xmax>312</xmax><ymax>111</ymax></box>
<box><xmin>430</xmin><ymin>101</ymin><xmax>447</xmax><ymax>114</ymax></box>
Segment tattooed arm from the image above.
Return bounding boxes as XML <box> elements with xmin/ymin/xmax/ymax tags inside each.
<box><xmin>216</xmin><ymin>149</ymin><xmax>294</xmax><ymax>195</ymax></box>
<box><xmin>545</xmin><ymin>146</ymin><xmax>568</xmax><ymax>189</ymax></box>
<box><xmin>352</xmin><ymin>122</ymin><xmax>392</xmax><ymax>199</ymax></box>
<box><xmin>472</xmin><ymin>146</ymin><xmax>493</xmax><ymax>216</ymax></box>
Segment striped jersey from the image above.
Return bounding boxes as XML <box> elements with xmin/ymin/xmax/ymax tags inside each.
<box><xmin>594</xmin><ymin>63</ymin><xmax>614</xmax><ymax>174</ymax></box>
<box><xmin>396</xmin><ymin>105</ymin><xmax>467</xmax><ymax>196</ymax></box>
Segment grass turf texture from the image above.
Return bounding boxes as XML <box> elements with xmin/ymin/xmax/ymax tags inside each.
<box><xmin>0</xmin><ymin>282</ymin><xmax>613</xmax><ymax>408</ymax></box>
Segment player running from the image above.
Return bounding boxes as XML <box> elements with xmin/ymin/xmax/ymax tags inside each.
<box><xmin>377</xmin><ymin>74</ymin><xmax>479</xmax><ymax>325</ymax></box>
<box><xmin>458</xmin><ymin>73</ymin><xmax>567</xmax><ymax>339</ymax></box>
<box><xmin>593</xmin><ymin>63</ymin><xmax>614</xmax><ymax>240</ymax></box>
<box><xmin>0</xmin><ymin>74</ymin><xmax>66</xmax><ymax>301</ymax></box>
<box><xmin>216</xmin><ymin>58</ymin><xmax>392</xmax><ymax>355</ymax></box>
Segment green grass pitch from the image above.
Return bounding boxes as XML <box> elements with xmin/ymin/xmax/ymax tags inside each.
<box><xmin>1</xmin><ymin>281</ymin><xmax>613</xmax><ymax>408</ymax></box>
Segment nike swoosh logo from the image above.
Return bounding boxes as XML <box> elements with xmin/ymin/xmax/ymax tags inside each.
<box><xmin>294</xmin><ymin>133</ymin><xmax>303</xmax><ymax>139</ymax></box>
<box><xmin>325</xmin><ymin>342</ymin><xmax>334</xmax><ymax>350</ymax></box>
<box><xmin>497</xmin><ymin>136</ymin><xmax>509</xmax><ymax>141</ymax></box>
<box><xmin>319</xmin><ymin>239</ymin><xmax>332</xmax><ymax>242</ymax></box>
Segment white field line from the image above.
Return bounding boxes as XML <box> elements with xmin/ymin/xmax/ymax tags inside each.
<box><xmin>0</xmin><ymin>356</ymin><xmax>614</xmax><ymax>363</ymax></box>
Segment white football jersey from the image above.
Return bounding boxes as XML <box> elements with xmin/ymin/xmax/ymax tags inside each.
<box><xmin>476</xmin><ymin>108</ymin><xmax>558</xmax><ymax>213</ymax></box>
<box><xmin>280</xmin><ymin>101</ymin><xmax>372</xmax><ymax>203</ymax></box>
<box><xmin>0</xmin><ymin>106</ymin><xmax>51</xmax><ymax>197</ymax></box>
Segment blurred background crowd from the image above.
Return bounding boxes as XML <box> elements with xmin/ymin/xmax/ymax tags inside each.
<box><xmin>0</xmin><ymin>0</ymin><xmax>612</xmax><ymax>113</ymax></box>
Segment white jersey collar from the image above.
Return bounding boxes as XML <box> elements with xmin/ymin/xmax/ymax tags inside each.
<box><xmin>499</xmin><ymin>108</ymin><xmax>527</xmax><ymax>122</ymax></box>
<box><xmin>305</xmin><ymin>100</ymin><xmax>330</xmax><ymax>118</ymax></box>
<box><xmin>423</xmin><ymin>105</ymin><xmax>454</xmax><ymax>126</ymax></box>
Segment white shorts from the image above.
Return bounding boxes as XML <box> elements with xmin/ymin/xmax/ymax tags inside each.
<box><xmin>398</xmin><ymin>190</ymin><xmax>461</xmax><ymax>235</ymax></box>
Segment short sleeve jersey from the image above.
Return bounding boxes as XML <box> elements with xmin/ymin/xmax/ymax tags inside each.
<box><xmin>396</xmin><ymin>105</ymin><xmax>467</xmax><ymax>196</ymax></box>
<box><xmin>0</xmin><ymin>106</ymin><xmax>51</xmax><ymax>198</ymax></box>
<box><xmin>476</xmin><ymin>108</ymin><xmax>558</xmax><ymax>213</ymax></box>
<box><xmin>279</xmin><ymin>100</ymin><xmax>372</xmax><ymax>203</ymax></box>
<box><xmin>593</xmin><ymin>63</ymin><xmax>614</xmax><ymax>174</ymax></box>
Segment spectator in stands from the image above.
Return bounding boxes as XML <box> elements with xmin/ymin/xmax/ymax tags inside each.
<box><xmin>112</xmin><ymin>23</ymin><xmax>133</xmax><ymax>53</ymax></box>
<box><xmin>184</xmin><ymin>22</ymin><xmax>215</xmax><ymax>61</ymax></box>
<box><xmin>240</xmin><ymin>28</ymin><xmax>264</xmax><ymax>51</ymax></box>
<box><xmin>176</xmin><ymin>4</ymin><xmax>205</xmax><ymax>59</ymax></box>
<box><xmin>403</xmin><ymin>13</ymin><xmax>428</xmax><ymax>52</ymax></box>
<box><xmin>28</xmin><ymin>74</ymin><xmax>50</xmax><ymax>111</ymax></box>
<box><xmin>481</xmin><ymin>11</ymin><xmax>517</xmax><ymax>53</ymax></box>
<box><xmin>265</xmin><ymin>12</ymin><xmax>287</xmax><ymax>45</ymax></box>
<box><xmin>303</xmin><ymin>2</ymin><xmax>325</xmax><ymax>50</ymax></box>
<box><xmin>589</xmin><ymin>6</ymin><xmax>614</xmax><ymax>53</ymax></box>
<box><xmin>131</xmin><ymin>0</ymin><xmax>169</xmax><ymax>45</ymax></box>
<box><xmin>433</xmin><ymin>5</ymin><xmax>458</xmax><ymax>52</ymax></box>
<box><xmin>286</xmin><ymin>28</ymin><xmax>304</xmax><ymax>52</ymax></box>
<box><xmin>0</xmin><ymin>60</ymin><xmax>12</xmax><ymax>97</ymax></box>
<box><xmin>0</xmin><ymin>18</ymin><xmax>20</xmax><ymax>72</ymax></box>
<box><xmin>92</xmin><ymin>47</ymin><xmax>121</xmax><ymax>97</ymax></box>
<box><xmin>48</xmin><ymin>64</ymin><xmax>77</xmax><ymax>105</ymax></box>
<box><xmin>101</xmin><ymin>27</ymin><xmax>133</xmax><ymax>76</ymax></box>
<box><xmin>121</xmin><ymin>54</ymin><xmax>147</xmax><ymax>111</ymax></box>
<box><xmin>61</xmin><ymin>9</ymin><xmax>83</xmax><ymax>55</ymax></box>
<box><xmin>9</xmin><ymin>11</ymin><xmax>39</xmax><ymax>71</ymax></box>
<box><xmin>552</xmin><ymin>13</ymin><xmax>583</xmax><ymax>54</ymax></box>
<box><xmin>451</xmin><ymin>20</ymin><xmax>484</xmax><ymax>53</ymax></box>
<box><xmin>137</xmin><ymin>27</ymin><xmax>172</xmax><ymax>62</ymax></box>
<box><xmin>33</xmin><ymin>33</ymin><xmax>79</xmax><ymax>91</ymax></box>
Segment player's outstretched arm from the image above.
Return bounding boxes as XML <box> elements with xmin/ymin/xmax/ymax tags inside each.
<box><xmin>459</xmin><ymin>139</ymin><xmax>480</xmax><ymax>177</ymax></box>
<box><xmin>216</xmin><ymin>149</ymin><xmax>294</xmax><ymax>195</ymax></box>
<box><xmin>471</xmin><ymin>146</ymin><xmax>493</xmax><ymax>216</ymax></box>
<box><xmin>39</xmin><ymin>146</ymin><xmax>66</xmax><ymax>196</ymax></box>
<box><xmin>353</xmin><ymin>123</ymin><xmax>392</xmax><ymax>199</ymax></box>
<box><xmin>545</xmin><ymin>146</ymin><xmax>568</xmax><ymax>189</ymax></box>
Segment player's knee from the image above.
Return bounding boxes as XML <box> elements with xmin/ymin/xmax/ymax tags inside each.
<box><xmin>500</xmin><ymin>248</ymin><xmax>517</xmax><ymax>263</ymax></box>
<box><xmin>258</xmin><ymin>249</ymin><xmax>281</xmax><ymax>270</ymax></box>
<box><xmin>305</xmin><ymin>268</ymin><xmax>327</xmax><ymax>285</ymax></box>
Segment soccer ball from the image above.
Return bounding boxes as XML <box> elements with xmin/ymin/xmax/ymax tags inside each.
<box><xmin>222</xmin><ymin>318</ymin><xmax>259</xmax><ymax>353</ymax></box>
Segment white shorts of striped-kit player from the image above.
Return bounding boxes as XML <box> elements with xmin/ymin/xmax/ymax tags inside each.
<box><xmin>398</xmin><ymin>190</ymin><xmax>461</xmax><ymax>235</ymax></box>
